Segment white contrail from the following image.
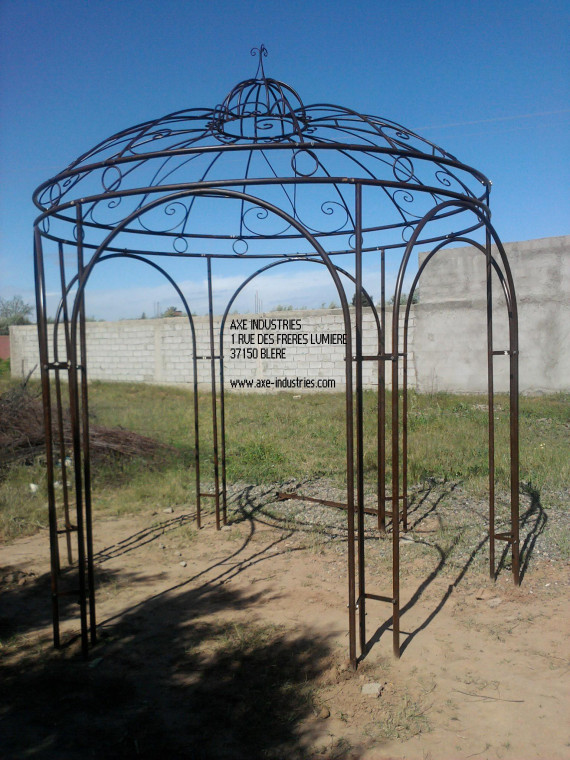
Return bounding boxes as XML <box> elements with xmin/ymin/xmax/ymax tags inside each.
<box><xmin>417</xmin><ymin>108</ymin><xmax>570</xmax><ymax>131</ymax></box>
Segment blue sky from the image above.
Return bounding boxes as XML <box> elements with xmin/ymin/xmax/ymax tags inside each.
<box><xmin>1</xmin><ymin>0</ymin><xmax>568</xmax><ymax>317</ymax></box>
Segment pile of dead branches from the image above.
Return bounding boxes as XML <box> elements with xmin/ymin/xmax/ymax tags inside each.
<box><xmin>0</xmin><ymin>385</ymin><xmax>45</xmax><ymax>464</ymax></box>
<box><xmin>0</xmin><ymin>385</ymin><xmax>171</xmax><ymax>468</ymax></box>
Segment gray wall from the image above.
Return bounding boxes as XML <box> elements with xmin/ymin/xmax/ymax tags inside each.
<box><xmin>10</xmin><ymin>234</ymin><xmax>569</xmax><ymax>394</ymax></box>
<box><xmin>10</xmin><ymin>309</ymin><xmax>414</xmax><ymax>392</ymax></box>
<box><xmin>414</xmin><ymin>235</ymin><xmax>569</xmax><ymax>394</ymax></box>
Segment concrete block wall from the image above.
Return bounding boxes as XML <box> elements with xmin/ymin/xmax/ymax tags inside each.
<box><xmin>10</xmin><ymin>307</ymin><xmax>414</xmax><ymax>392</ymax></box>
<box><xmin>414</xmin><ymin>234</ymin><xmax>569</xmax><ymax>394</ymax></box>
<box><xmin>9</xmin><ymin>234</ymin><xmax>568</xmax><ymax>394</ymax></box>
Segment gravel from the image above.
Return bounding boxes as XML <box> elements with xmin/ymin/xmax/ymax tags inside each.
<box><xmin>222</xmin><ymin>477</ymin><xmax>569</xmax><ymax>574</ymax></box>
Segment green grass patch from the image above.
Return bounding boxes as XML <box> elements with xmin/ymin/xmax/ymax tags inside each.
<box><xmin>1</xmin><ymin>381</ymin><xmax>568</xmax><ymax>539</ymax></box>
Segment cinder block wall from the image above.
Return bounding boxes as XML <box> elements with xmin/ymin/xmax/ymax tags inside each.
<box><xmin>10</xmin><ymin>308</ymin><xmax>415</xmax><ymax>392</ymax></box>
<box><xmin>10</xmin><ymin>235</ymin><xmax>568</xmax><ymax>394</ymax></box>
<box><xmin>414</xmin><ymin>235</ymin><xmax>569</xmax><ymax>394</ymax></box>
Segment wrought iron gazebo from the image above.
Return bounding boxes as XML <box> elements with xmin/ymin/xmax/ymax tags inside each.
<box><xmin>33</xmin><ymin>46</ymin><xmax>520</xmax><ymax>668</ymax></box>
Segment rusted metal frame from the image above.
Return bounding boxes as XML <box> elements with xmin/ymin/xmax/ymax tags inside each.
<box><xmin>34</xmin><ymin>175</ymin><xmax>488</xmax><ymax>259</ymax></box>
<box><xmin>390</xmin><ymin>299</ymin><xmax>401</xmax><ymax>658</ymax></box>
<box><xmin>206</xmin><ymin>257</ymin><xmax>222</xmax><ymax>529</ymax></box>
<box><xmin>34</xmin><ymin>228</ymin><xmax>61</xmax><ymax>647</ymax></box>
<box><xmin>277</xmin><ymin>491</ymin><xmax>380</xmax><ymax>517</ymax></box>
<box><xmin>378</xmin><ymin>249</ymin><xmax>386</xmax><ymax>532</ymax></box>
<box><xmin>354</xmin><ymin>183</ymin><xmax>367</xmax><ymax>656</ymax></box>
<box><xmin>219</xmin><ymin>341</ymin><xmax>228</xmax><ymax>526</ymax></box>
<box><xmin>486</xmin><ymin>228</ymin><xmax>496</xmax><ymax>580</ymax></box>
<box><xmin>194</xmin><ymin>188</ymin><xmax>356</xmax><ymax>668</ymax></box>
<box><xmin>67</xmin><ymin>254</ymin><xmax>89</xmax><ymax>657</ymax></box>
<box><xmin>33</xmin><ymin>140</ymin><xmax>491</xmax><ymax>212</ymax></box>
<box><xmin>54</xmin><ymin>242</ymin><xmax>74</xmax><ymax>564</ymax></box>
<box><xmin>59</xmin><ymin>194</ymin><xmax>222</xmax><ymax>537</ymax></box>
<box><xmin>403</xmin><ymin>234</ymin><xmax>514</xmax><ymax>552</ymax></box>
<box><xmin>483</xmin><ymin>226</ymin><xmax>520</xmax><ymax>585</ymax></box>
<box><xmin>75</xmin><ymin>205</ymin><xmax>97</xmax><ymax>647</ymax></box>
<box><xmin>393</xmin><ymin>202</ymin><xmax>519</xmax><ymax>660</ymax></box>
<box><xmin>38</xmin><ymin>216</ymin><xmax>486</xmax><ymax>260</ymax></box>
<box><xmin>56</xmin><ymin>247</ymin><xmax>190</xmax><ymax>653</ymax></box>
<box><xmin>218</xmin><ymin>254</ymin><xmax>381</xmax><ymax>526</ymax></box>
<box><xmin>509</xmin><ymin>330</ymin><xmax>521</xmax><ymax>585</ymax></box>
<box><xmin>46</xmin><ymin>185</ymin><xmax>362</xmax><ymax>667</ymax></box>
<box><xmin>402</xmin><ymin>298</ymin><xmax>409</xmax><ymax>533</ymax></box>
<box><xmin>52</xmin><ymin>252</ymin><xmax>203</xmax><ymax>529</ymax></box>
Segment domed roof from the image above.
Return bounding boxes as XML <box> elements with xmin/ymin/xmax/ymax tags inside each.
<box><xmin>34</xmin><ymin>46</ymin><xmax>491</xmax><ymax>258</ymax></box>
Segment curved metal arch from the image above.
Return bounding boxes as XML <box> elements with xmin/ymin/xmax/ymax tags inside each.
<box><xmin>34</xmin><ymin>134</ymin><xmax>491</xmax><ymax>214</ymax></box>
<box><xmin>51</xmin><ymin>249</ymin><xmax>204</xmax><ymax>533</ymax></box>
<box><xmin>34</xmin><ymin>168</ymin><xmax>490</xmax><ymax>254</ymax></box>
<box><xmin>219</xmin><ymin>256</ymin><xmax>381</xmax><ymax>337</ymax></box>
<box><xmin>56</xmin><ymin>184</ymin><xmax>364</xmax><ymax>665</ymax></box>
<box><xmin>400</xmin><ymin>235</ymin><xmax>515</xmax><ymax>534</ymax></box>
<box><xmin>33</xmin><ymin>56</ymin><xmax>521</xmax><ymax>671</ymax></box>
<box><xmin>216</xmin><ymin>254</ymin><xmax>383</xmax><ymax>527</ymax></box>
<box><xmin>36</xmin><ymin>193</ymin><xmax>488</xmax><ymax>259</ymax></box>
<box><xmin>390</xmin><ymin>200</ymin><xmax>519</xmax><ymax>589</ymax></box>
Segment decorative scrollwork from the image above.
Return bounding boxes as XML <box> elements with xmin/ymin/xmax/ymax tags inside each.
<box><xmin>251</xmin><ymin>44</ymin><xmax>268</xmax><ymax>79</ymax></box>
<box><xmin>348</xmin><ymin>232</ymin><xmax>364</xmax><ymax>250</ymax></box>
<box><xmin>241</xmin><ymin>206</ymin><xmax>291</xmax><ymax>237</ymax></box>
<box><xmin>85</xmin><ymin>195</ymin><xmax>127</xmax><ymax>228</ymax></box>
<box><xmin>435</xmin><ymin>168</ymin><xmax>475</xmax><ymax>198</ymax></box>
<box><xmin>48</xmin><ymin>182</ymin><xmax>62</xmax><ymax>207</ymax></box>
<box><xmin>232</xmin><ymin>238</ymin><xmax>249</xmax><ymax>255</ymax></box>
<box><xmin>435</xmin><ymin>169</ymin><xmax>452</xmax><ymax>188</ymax></box>
<box><xmin>33</xmin><ymin>49</ymin><xmax>491</xmax><ymax>258</ymax></box>
<box><xmin>392</xmin><ymin>156</ymin><xmax>415</xmax><ymax>183</ymax></box>
<box><xmin>173</xmin><ymin>236</ymin><xmax>189</xmax><ymax>253</ymax></box>
<box><xmin>320</xmin><ymin>201</ymin><xmax>350</xmax><ymax>231</ymax></box>
<box><xmin>293</xmin><ymin>197</ymin><xmax>351</xmax><ymax>236</ymax></box>
<box><xmin>137</xmin><ymin>200</ymin><xmax>190</xmax><ymax>234</ymax></box>
<box><xmin>101</xmin><ymin>165</ymin><xmax>123</xmax><ymax>193</ymax></box>
<box><xmin>72</xmin><ymin>224</ymin><xmax>85</xmax><ymax>242</ymax></box>
<box><xmin>291</xmin><ymin>149</ymin><xmax>320</xmax><ymax>177</ymax></box>
<box><xmin>392</xmin><ymin>188</ymin><xmax>414</xmax><ymax>207</ymax></box>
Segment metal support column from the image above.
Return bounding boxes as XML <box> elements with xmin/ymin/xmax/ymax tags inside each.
<box><xmin>354</xmin><ymin>184</ymin><xmax>367</xmax><ymax>656</ymax></box>
<box><xmin>378</xmin><ymin>249</ymin><xmax>386</xmax><ymax>532</ymax></box>
<box><xmin>207</xmin><ymin>257</ymin><xmax>222</xmax><ymax>529</ymax></box>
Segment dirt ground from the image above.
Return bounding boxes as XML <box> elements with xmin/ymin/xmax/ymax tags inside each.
<box><xmin>1</xmin><ymin>484</ymin><xmax>568</xmax><ymax>760</ymax></box>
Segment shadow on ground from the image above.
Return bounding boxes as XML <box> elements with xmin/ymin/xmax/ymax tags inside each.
<box><xmin>1</xmin><ymin>558</ymin><xmax>334</xmax><ymax>759</ymax></box>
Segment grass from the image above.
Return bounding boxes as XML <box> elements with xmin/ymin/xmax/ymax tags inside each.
<box><xmin>0</xmin><ymin>376</ymin><xmax>568</xmax><ymax>539</ymax></box>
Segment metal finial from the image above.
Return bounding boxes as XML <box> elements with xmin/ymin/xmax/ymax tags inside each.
<box><xmin>250</xmin><ymin>44</ymin><xmax>268</xmax><ymax>79</ymax></box>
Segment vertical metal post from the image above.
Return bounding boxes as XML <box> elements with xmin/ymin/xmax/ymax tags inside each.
<box><xmin>378</xmin><ymin>249</ymin><xmax>386</xmax><ymax>532</ymax></box>
<box><xmin>391</xmin><ymin>295</ymin><xmax>401</xmax><ymax>659</ymax></box>
<box><xmin>76</xmin><ymin>206</ymin><xmax>96</xmax><ymax>645</ymax></box>
<box><xmin>34</xmin><ymin>228</ymin><xmax>61</xmax><ymax>648</ymax></box>
<box><xmin>486</xmin><ymin>230</ymin><xmax>496</xmax><ymax>580</ymax></box>
<box><xmin>402</xmin><ymin>299</ymin><xmax>409</xmax><ymax>533</ymax></box>
<box><xmin>345</xmin><ymin>310</ymin><xmax>356</xmax><ymax>670</ymax></box>
<box><xmin>207</xmin><ymin>257</ymin><xmax>221</xmax><ymax>529</ymax></box>
<box><xmin>219</xmin><ymin>335</ymin><xmax>228</xmax><ymax>526</ymax></box>
<box><xmin>192</xmin><ymin>344</ymin><xmax>201</xmax><ymax>530</ymax></box>
<box><xmin>56</xmin><ymin>243</ymin><xmax>73</xmax><ymax>564</ymax></box>
<box><xmin>509</xmin><ymin>277</ymin><xmax>521</xmax><ymax>586</ymax></box>
<box><xmin>68</xmin><ymin>269</ymin><xmax>88</xmax><ymax>657</ymax></box>
<box><xmin>355</xmin><ymin>184</ymin><xmax>366</xmax><ymax>656</ymax></box>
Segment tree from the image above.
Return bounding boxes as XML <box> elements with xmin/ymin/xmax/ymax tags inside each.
<box><xmin>388</xmin><ymin>291</ymin><xmax>419</xmax><ymax>306</ymax></box>
<box><xmin>351</xmin><ymin>291</ymin><xmax>373</xmax><ymax>307</ymax></box>
<box><xmin>161</xmin><ymin>306</ymin><xmax>183</xmax><ymax>318</ymax></box>
<box><xmin>0</xmin><ymin>296</ymin><xmax>33</xmax><ymax>335</ymax></box>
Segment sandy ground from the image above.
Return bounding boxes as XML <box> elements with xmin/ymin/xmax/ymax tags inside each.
<box><xmin>1</xmin><ymin>490</ymin><xmax>569</xmax><ymax>760</ymax></box>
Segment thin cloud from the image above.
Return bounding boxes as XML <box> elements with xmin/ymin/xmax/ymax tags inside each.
<box><xmin>417</xmin><ymin>108</ymin><xmax>570</xmax><ymax>131</ymax></box>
